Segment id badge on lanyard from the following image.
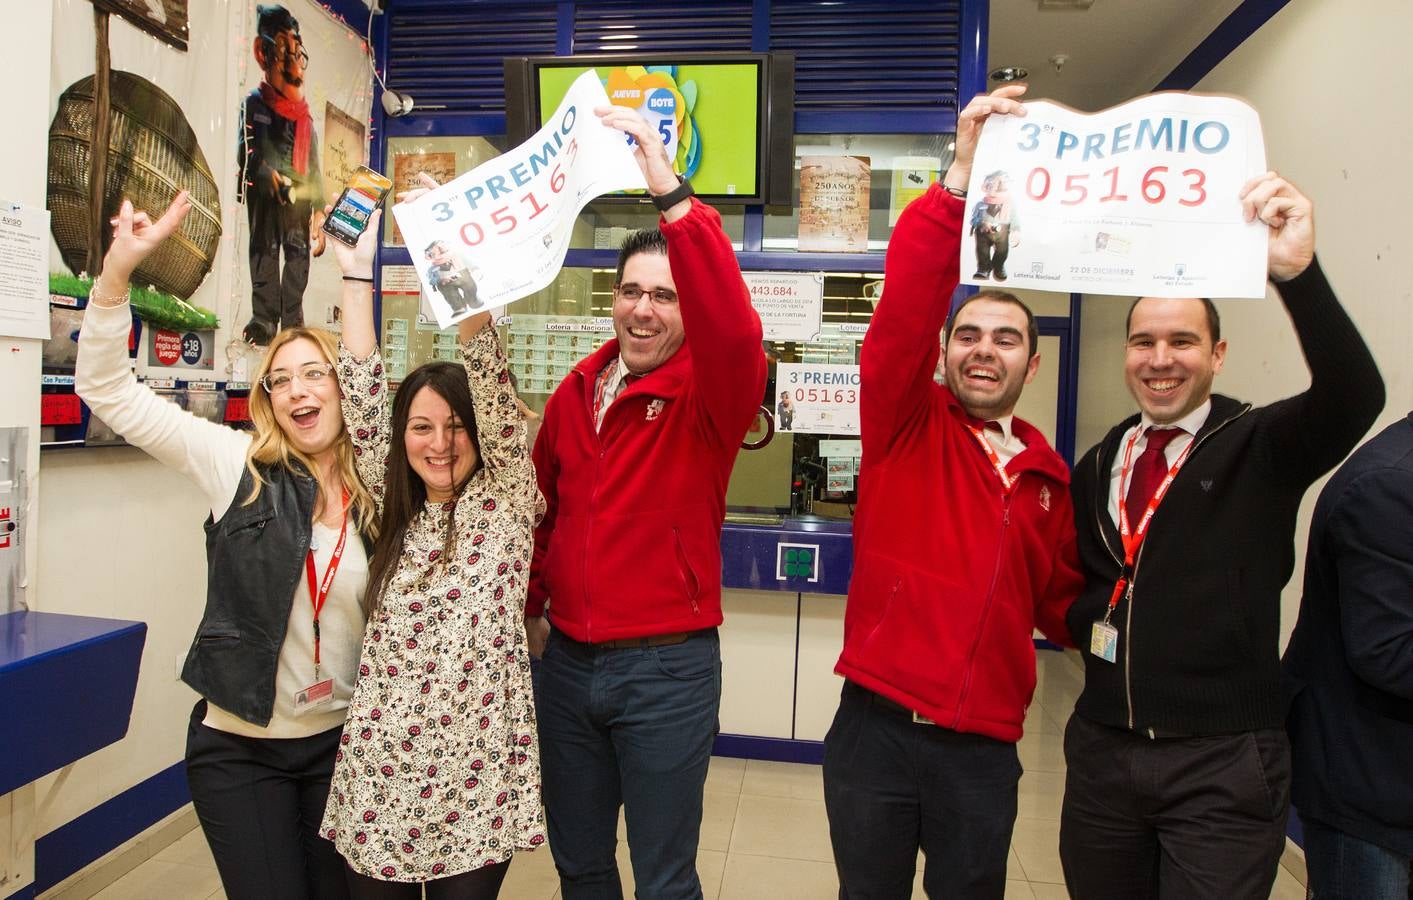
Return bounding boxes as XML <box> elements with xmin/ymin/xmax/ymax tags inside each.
<box><xmin>1090</xmin><ymin>432</ymin><xmax>1191</xmax><ymax>664</ymax></box>
<box><xmin>294</xmin><ymin>491</ymin><xmax>349</xmax><ymax>715</ymax></box>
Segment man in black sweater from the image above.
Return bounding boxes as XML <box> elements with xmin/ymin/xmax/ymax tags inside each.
<box><xmin>1060</xmin><ymin>173</ymin><xmax>1384</xmax><ymax>899</ymax></box>
<box><xmin>1283</xmin><ymin>414</ymin><xmax>1413</xmax><ymax>899</ymax></box>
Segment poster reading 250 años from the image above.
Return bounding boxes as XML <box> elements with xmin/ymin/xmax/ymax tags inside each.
<box><xmin>963</xmin><ymin>93</ymin><xmax>1268</xmax><ymax>298</ymax></box>
<box><xmin>393</xmin><ymin>71</ymin><xmax>647</xmax><ymax>329</ymax></box>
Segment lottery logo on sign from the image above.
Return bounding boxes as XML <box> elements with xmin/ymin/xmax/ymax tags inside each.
<box><xmin>153</xmin><ymin>329</ymin><xmax>182</xmax><ymax>366</ymax></box>
<box><xmin>180</xmin><ymin>333</ymin><xmax>203</xmax><ymax>366</ymax></box>
<box><xmin>604</xmin><ymin>66</ymin><xmax>702</xmax><ymax>180</ymax></box>
<box><xmin>641</xmin><ymin>88</ymin><xmax>679</xmax><ymax>161</ymax></box>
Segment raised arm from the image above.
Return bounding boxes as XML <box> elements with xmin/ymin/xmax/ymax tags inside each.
<box><xmin>1240</xmin><ymin>175</ymin><xmax>1384</xmax><ymax>482</ymax></box>
<box><xmin>861</xmin><ymin>86</ymin><xmax>1026</xmax><ymax>455</ymax></box>
<box><xmin>331</xmin><ymin>208</ymin><xmax>392</xmax><ymax>507</ymax></box>
<box><xmin>458</xmin><ymin>314</ymin><xmax>533</xmax><ymax>493</ymax></box>
<box><xmin>76</xmin><ymin>194</ymin><xmax>250</xmax><ymax>519</ymax></box>
<box><xmin>596</xmin><ymin>105</ymin><xmax>767</xmax><ymax>442</ymax></box>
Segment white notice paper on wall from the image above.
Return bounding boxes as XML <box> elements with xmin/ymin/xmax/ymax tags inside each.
<box><xmin>744</xmin><ymin>271</ymin><xmax>824</xmax><ymax>342</ymax></box>
<box><xmin>0</xmin><ymin>202</ymin><xmax>51</xmax><ymax>340</ymax></box>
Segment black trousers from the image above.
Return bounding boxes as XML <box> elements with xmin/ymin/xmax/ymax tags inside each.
<box><xmin>973</xmin><ymin>225</ymin><xmax>1010</xmax><ymax>277</ymax></box>
<box><xmin>247</xmin><ymin>197</ymin><xmax>311</xmax><ymax>337</ymax></box>
<box><xmin>185</xmin><ymin>701</ymin><xmax>350</xmax><ymax>900</ymax></box>
<box><xmin>345</xmin><ymin>860</ymin><xmax>510</xmax><ymax>899</ymax></box>
<box><xmin>1059</xmin><ymin>713</ymin><xmax>1290</xmax><ymax>900</ymax></box>
<box><xmin>823</xmin><ymin>681</ymin><xmax>1022</xmax><ymax>899</ymax></box>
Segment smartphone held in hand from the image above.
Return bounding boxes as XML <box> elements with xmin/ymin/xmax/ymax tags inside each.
<box><xmin>322</xmin><ymin>165</ymin><xmax>393</xmax><ymax>246</ymax></box>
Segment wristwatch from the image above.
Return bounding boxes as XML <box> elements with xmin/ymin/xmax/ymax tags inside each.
<box><xmin>650</xmin><ymin>175</ymin><xmax>695</xmax><ymax>211</ymax></box>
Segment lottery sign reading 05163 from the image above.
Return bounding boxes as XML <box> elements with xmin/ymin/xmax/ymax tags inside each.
<box><xmin>392</xmin><ymin>70</ymin><xmax>648</xmax><ymax>329</ymax></box>
<box><xmin>963</xmin><ymin>93</ymin><xmax>1268</xmax><ymax>299</ymax></box>
<box><xmin>775</xmin><ymin>363</ymin><xmax>861</xmax><ymax>436</ymax></box>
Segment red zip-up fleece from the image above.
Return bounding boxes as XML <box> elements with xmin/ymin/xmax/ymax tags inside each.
<box><xmin>834</xmin><ymin>183</ymin><xmax>1083</xmax><ymax>743</ymax></box>
<box><xmin>527</xmin><ymin>198</ymin><xmax>767</xmax><ymax>642</ymax></box>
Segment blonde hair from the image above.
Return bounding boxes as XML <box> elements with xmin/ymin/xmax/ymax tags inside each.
<box><xmin>244</xmin><ymin>327</ymin><xmax>378</xmax><ymax>540</ymax></box>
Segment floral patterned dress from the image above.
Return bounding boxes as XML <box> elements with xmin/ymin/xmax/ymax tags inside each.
<box><xmin>322</xmin><ymin>328</ymin><xmax>546</xmax><ymax>881</ymax></box>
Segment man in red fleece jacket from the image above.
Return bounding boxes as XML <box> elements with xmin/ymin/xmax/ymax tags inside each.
<box><xmin>525</xmin><ymin>106</ymin><xmax>766</xmax><ymax>899</ymax></box>
<box><xmin>824</xmin><ymin>85</ymin><xmax>1082</xmax><ymax>899</ymax></box>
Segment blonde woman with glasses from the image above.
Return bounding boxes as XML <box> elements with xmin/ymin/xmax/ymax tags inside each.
<box><xmin>75</xmin><ymin>191</ymin><xmax>380</xmax><ymax>900</ymax></box>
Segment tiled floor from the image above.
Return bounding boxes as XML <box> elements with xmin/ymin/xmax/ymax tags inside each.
<box><xmin>72</xmin><ymin>652</ymin><xmax>1308</xmax><ymax>899</ymax></box>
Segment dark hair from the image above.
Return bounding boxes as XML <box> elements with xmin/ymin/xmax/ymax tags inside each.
<box><xmin>615</xmin><ymin>228</ymin><xmax>669</xmax><ymax>284</ymax></box>
<box><xmin>256</xmin><ymin>4</ymin><xmax>300</xmax><ymax>42</ymax></box>
<box><xmin>424</xmin><ymin>240</ymin><xmax>447</xmax><ymax>257</ymax></box>
<box><xmin>944</xmin><ymin>290</ymin><xmax>1039</xmax><ymax>358</ymax></box>
<box><xmin>1125</xmin><ymin>297</ymin><xmax>1221</xmax><ymax>343</ymax></box>
<box><xmin>364</xmin><ymin>361</ymin><xmax>484</xmax><ymax>615</ymax></box>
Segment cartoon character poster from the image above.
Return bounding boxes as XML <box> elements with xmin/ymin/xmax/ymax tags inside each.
<box><xmin>968</xmin><ymin>170</ymin><xmax>1020</xmax><ymax>283</ymax></box>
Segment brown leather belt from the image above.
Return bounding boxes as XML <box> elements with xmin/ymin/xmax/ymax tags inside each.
<box><xmin>594</xmin><ymin>631</ymin><xmax>693</xmax><ymax>650</ymax></box>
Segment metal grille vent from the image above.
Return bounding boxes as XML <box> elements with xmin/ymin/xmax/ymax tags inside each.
<box><xmin>386</xmin><ymin>4</ymin><xmax>559</xmax><ymax>113</ymax></box>
<box><xmin>770</xmin><ymin>0</ymin><xmax>962</xmax><ymax>111</ymax></box>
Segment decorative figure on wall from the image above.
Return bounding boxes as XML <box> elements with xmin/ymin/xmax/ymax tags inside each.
<box><xmin>238</xmin><ymin>3</ymin><xmax>326</xmax><ymax>346</ymax></box>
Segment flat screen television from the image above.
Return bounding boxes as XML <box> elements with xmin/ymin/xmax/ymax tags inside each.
<box><xmin>505</xmin><ymin>52</ymin><xmax>795</xmax><ymax>206</ymax></box>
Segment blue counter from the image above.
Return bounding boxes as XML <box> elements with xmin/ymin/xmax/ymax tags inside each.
<box><xmin>0</xmin><ymin>611</ymin><xmax>146</xmax><ymax>796</ymax></box>
<box><xmin>720</xmin><ymin>517</ymin><xmax>854</xmax><ymax>595</ymax></box>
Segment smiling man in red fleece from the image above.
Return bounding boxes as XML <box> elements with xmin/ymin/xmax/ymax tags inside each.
<box><xmin>824</xmin><ymin>85</ymin><xmax>1082</xmax><ymax>899</ymax></box>
<box><xmin>525</xmin><ymin>105</ymin><xmax>766</xmax><ymax>899</ymax></box>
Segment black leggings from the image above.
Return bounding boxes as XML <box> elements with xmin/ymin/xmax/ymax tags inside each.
<box><xmin>345</xmin><ymin>860</ymin><xmax>510</xmax><ymax>899</ymax></box>
<box><xmin>184</xmin><ymin>701</ymin><xmax>350</xmax><ymax>900</ymax></box>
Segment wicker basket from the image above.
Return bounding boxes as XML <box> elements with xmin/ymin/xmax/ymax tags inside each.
<box><xmin>48</xmin><ymin>71</ymin><xmax>222</xmax><ymax>299</ymax></box>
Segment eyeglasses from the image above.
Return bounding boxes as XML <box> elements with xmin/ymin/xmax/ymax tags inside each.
<box><xmin>261</xmin><ymin>363</ymin><xmax>335</xmax><ymax>393</ymax></box>
<box><xmin>279</xmin><ymin>45</ymin><xmax>310</xmax><ymax>67</ymax></box>
<box><xmin>615</xmin><ymin>285</ymin><xmax>677</xmax><ymax>304</ymax></box>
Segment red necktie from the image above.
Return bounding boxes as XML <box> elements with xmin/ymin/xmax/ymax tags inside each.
<box><xmin>1125</xmin><ymin>427</ymin><xmax>1182</xmax><ymax>528</ymax></box>
<box><xmin>965</xmin><ymin>415</ymin><xmax>1004</xmax><ymax>434</ymax></box>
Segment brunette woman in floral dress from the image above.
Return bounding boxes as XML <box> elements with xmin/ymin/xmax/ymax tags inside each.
<box><xmin>320</xmin><ymin>207</ymin><xmax>545</xmax><ymax>899</ymax></box>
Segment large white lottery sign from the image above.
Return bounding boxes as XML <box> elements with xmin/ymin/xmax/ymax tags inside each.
<box><xmin>963</xmin><ymin>93</ymin><xmax>1268</xmax><ymax>298</ymax></box>
<box><xmin>393</xmin><ymin>70</ymin><xmax>648</xmax><ymax>328</ymax></box>
<box><xmin>775</xmin><ymin>363</ymin><xmax>860</xmax><ymax>436</ymax></box>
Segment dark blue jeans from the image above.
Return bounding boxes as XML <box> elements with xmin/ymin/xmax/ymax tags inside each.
<box><xmin>823</xmin><ymin>681</ymin><xmax>1022</xmax><ymax>899</ymax></box>
<box><xmin>1303</xmin><ymin>817</ymin><xmax>1411</xmax><ymax>900</ymax></box>
<box><xmin>534</xmin><ymin>628</ymin><xmax>721</xmax><ymax>900</ymax></box>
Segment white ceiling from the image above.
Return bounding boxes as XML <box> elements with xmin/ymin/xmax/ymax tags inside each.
<box><xmin>985</xmin><ymin>0</ymin><xmax>1247</xmax><ymax>111</ymax></box>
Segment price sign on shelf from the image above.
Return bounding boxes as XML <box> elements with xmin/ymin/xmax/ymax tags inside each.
<box><xmin>775</xmin><ymin>363</ymin><xmax>860</xmax><ymax>436</ymax></box>
<box><xmin>963</xmin><ymin>93</ymin><xmax>1268</xmax><ymax>298</ymax></box>
<box><xmin>743</xmin><ymin>272</ymin><xmax>824</xmax><ymax>342</ymax></box>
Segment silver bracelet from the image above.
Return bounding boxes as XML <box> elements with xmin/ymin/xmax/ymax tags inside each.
<box><xmin>89</xmin><ymin>285</ymin><xmax>131</xmax><ymax>308</ymax></box>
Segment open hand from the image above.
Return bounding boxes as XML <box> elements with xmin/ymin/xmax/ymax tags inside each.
<box><xmin>594</xmin><ymin>105</ymin><xmax>678</xmax><ymax>195</ymax></box>
<box><xmin>396</xmin><ymin>171</ymin><xmax>442</xmax><ymax>205</ymax></box>
<box><xmin>946</xmin><ymin>85</ymin><xmax>1027</xmax><ymax>190</ymax></box>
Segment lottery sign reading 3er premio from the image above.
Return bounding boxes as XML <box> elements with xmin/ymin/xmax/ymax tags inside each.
<box><xmin>963</xmin><ymin>93</ymin><xmax>1269</xmax><ymax>299</ymax></box>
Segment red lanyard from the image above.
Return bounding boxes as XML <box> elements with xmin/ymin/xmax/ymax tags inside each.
<box><xmin>305</xmin><ymin>488</ymin><xmax>350</xmax><ymax>676</ymax></box>
<box><xmin>966</xmin><ymin>425</ymin><xmax>1015</xmax><ymax>496</ymax></box>
<box><xmin>1105</xmin><ymin>429</ymin><xmax>1192</xmax><ymax>613</ymax></box>
<box><xmin>592</xmin><ymin>364</ymin><xmax>611</xmax><ymax>423</ymax></box>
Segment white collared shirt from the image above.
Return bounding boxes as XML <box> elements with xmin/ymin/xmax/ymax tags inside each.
<box><xmin>1107</xmin><ymin>399</ymin><xmax>1212</xmax><ymax>527</ymax></box>
<box><xmin>979</xmin><ymin>414</ymin><xmax>1027</xmax><ymax>468</ymax></box>
<box><xmin>594</xmin><ymin>356</ymin><xmax>637</xmax><ymax>431</ymax></box>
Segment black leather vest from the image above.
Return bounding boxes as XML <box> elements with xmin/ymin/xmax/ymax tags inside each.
<box><xmin>180</xmin><ymin>461</ymin><xmax>321</xmax><ymax>727</ymax></box>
